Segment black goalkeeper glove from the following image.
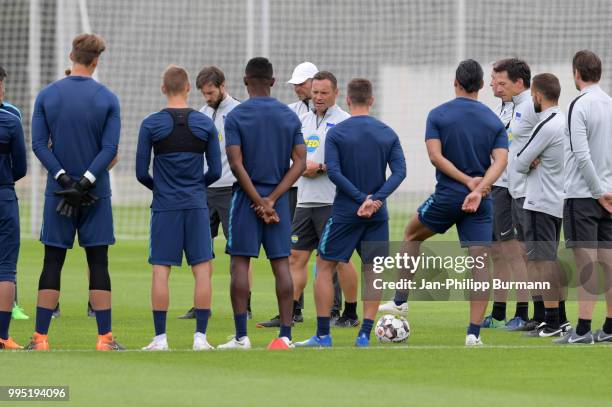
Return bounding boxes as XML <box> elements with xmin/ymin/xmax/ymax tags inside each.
<box><xmin>54</xmin><ymin>176</ymin><xmax>98</xmax><ymax>218</ymax></box>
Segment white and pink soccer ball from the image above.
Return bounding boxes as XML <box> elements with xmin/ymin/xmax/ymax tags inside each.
<box><xmin>375</xmin><ymin>314</ymin><xmax>410</xmax><ymax>343</ymax></box>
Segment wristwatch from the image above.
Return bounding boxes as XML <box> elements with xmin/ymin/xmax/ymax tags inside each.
<box><xmin>316</xmin><ymin>163</ymin><xmax>325</xmax><ymax>174</ymax></box>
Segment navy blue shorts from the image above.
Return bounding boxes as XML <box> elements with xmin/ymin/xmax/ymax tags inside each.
<box><xmin>226</xmin><ymin>184</ymin><xmax>291</xmax><ymax>259</ymax></box>
<box><xmin>40</xmin><ymin>196</ymin><xmax>115</xmax><ymax>249</ymax></box>
<box><xmin>318</xmin><ymin>218</ymin><xmax>389</xmax><ymax>264</ymax></box>
<box><xmin>417</xmin><ymin>191</ymin><xmax>492</xmax><ymax>247</ymax></box>
<box><xmin>149</xmin><ymin>208</ymin><xmax>213</xmax><ymax>266</ymax></box>
<box><xmin>0</xmin><ymin>200</ymin><xmax>19</xmax><ymax>282</ymax></box>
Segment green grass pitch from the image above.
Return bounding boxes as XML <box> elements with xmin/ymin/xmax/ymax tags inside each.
<box><xmin>2</xmin><ymin>238</ymin><xmax>610</xmax><ymax>407</ymax></box>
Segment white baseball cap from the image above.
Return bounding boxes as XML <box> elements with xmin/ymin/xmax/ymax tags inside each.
<box><xmin>287</xmin><ymin>62</ymin><xmax>319</xmax><ymax>85</ymax></box>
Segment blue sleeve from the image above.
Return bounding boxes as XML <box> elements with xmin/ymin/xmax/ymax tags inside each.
<box><xmin>31</xmin><ymin>88</ymin><xmax>64</xmax><ymax>177</ymax></box>
<box><xmin>87</xmin><ymin>89</ymin><xmax>120</xmax><ymax>179</ymax></box>
<box><xmin>10</xmin><ymin>119</ymin><xmax>27</xmax><ymax>181</ymax></box>
<box><xmin>371</xmin><ymin>136</ymin><xmax>406</xmax><ymax>201</ymax></box>
<box><xmin>493</xmin><ymin>124</ymin><xmax>509</xmax><ymax>150</ymax></box>
<box><xmin>202</xmin><ymin>117</ymin><xmax>222</xmax><ymax>186</ymax></box>
<box><xmin>424</xmin><ymin>110</ymin><xmax>440</xmax><ymax>140</ymax></box>
<box><xmin>135</xmin><ymin>119</ymin><xmax>154</xmax><ymax>190</ymax></box>
<box><xmin>224</xmin><ymin>113</ymin><xmax>241</xmax><ymax>147</ymax></box>
<box><xmin>325</xmin><ymin>131</ymin><xmax>368</xmax><ymax>203</ymax></box>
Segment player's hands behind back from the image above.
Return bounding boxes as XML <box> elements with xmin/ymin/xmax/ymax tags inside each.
<box><xmin>357</xmin><ymin>195</ymin><xmax>383</xmax><ymax>218</ymax></box>
<box><xmin>251</xmin><ymin>197</ymin><xmax>280</xmax><ymax>224</ymax></box>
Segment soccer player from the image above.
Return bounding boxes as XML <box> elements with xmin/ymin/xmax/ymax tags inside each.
<box><xmin>286</xmin><ymin>71</ymin><xmax>359</xmax><ymax>327</ymax></box>
<box><xmin>0</xmin><ymin>93</ymin><xmax>27</xmax><ymax>350</ymax></box>
<box><xmin>137</xmin><ymin>65</ymin><xmax>221</xmax><ymax>351</ymax></box>
<box><xmin>0</xmin><ymin>65</ymin><xmax>29</xmax><ymax>321</ymax></box>
<box><xmin>481</xmin><ymin>62</ymin><xmax>530</xmax><ymax>330</ymax></box>
<box><xmin>493</xmin><ymin>58</ymin><xmax>548</xmax><ymax>332</ymax></box>
<box><xmin>296</xmin><ymin>77</ymin><xmax>406</xmax><ymax>348</ymax></box>
<box><xmin>555</xmin><ymin>50</ymin><xmax>612</xmax><ymax>344</ymax></box>
<box><xmin>217</xmin><ymin>57</ymin><xmax>306</xmax><ymax>350</ymax></box>
<box><xmin>513</xmin><ymin>73</ymin><xmax>567</xmax><ymax>337</ymax></box>
<box><xmin>178</xmin><ymin>66</ymin><xmax>255</xmax><ymax>320</ymax></box>
<box><xmin>28</xmin><ymin>33</ymin><xmax>122</xmax><ymax>351</ymax></box>
<box><xmin>402</xmin><ymin>60</ymin><xmax>508</xmax><ymax>346</ymax></box>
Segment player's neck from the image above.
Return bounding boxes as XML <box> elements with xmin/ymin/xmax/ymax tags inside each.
<box><xmin>455</xmin><ymin>90</ymin><xmax>478</xmax><ymax>100</ymax></box>
<box><xmin>166</xmin><ymin>95</ymin><xmax>189</xmax><ymax>108</ymax></box>
<box><xmin>247</xmin><ymin>86</ymin><xmax>271</xmax><ymax>97</ymax></box>
<box><xmin>539</xmin><ymin>101</ymin><xmax>557</xmax><ymax>112</ymax></box>
<box><xmin>577</xmin><ymin>80</ymin><xmax>597</xmax><ymax>91</ymax></box>
<box><xmin>349</xmin><ymin>106</ymin><xmax>370</xmax><ymax>116</ymax></box>
<box><xmin>70</xmin><ymin>64</ymin><xmax>95</xmax><ymax>77</ymax></box>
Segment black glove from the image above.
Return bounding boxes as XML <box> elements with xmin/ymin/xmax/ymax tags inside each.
<box><xmin>54</xmin><ymin>176</ymin><xmax>96</xmax><ymax>219</ymax></box>
<box><xmin>57</xmin><ymin>173</ymin><xmax>74</xmax><ymax>189</ymax></box>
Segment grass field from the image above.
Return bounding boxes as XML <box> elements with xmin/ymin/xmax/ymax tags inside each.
<box><xmin>2</xmin><ymin>238</ymin><xmax>611</xmax><ymax>407</ymax></box>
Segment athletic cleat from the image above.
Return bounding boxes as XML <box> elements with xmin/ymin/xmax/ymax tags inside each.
<box><xmin>52</xmin><ymin>304</ymin><xmax>60</xmax><ymax>319</ymax></box>
<box><xmin>142</xmin><ymin>334</ymin><xmax>169</xmax><ymax>351</ymax></box>
<box><xmin>25</xmin><ymin>333</ymin><xmax>49</xmax><ymax>351</ymax></box>
<box><xmin>330</xmin><ymin>310</ymin><xmax>341</xmax><ymax>324</ymax></box>
<box><xmin>526</xmin><ymin>322</ymin><xmax>562</xmax><ymax>337</ymax></box>
<box><xmin>505</xmin><ymin>316</ymin><xmax>526</xmax><ymax>331</ymax></box>
<box><xmin>377</xmin><ymin>301</ymin><xmax>408</xmax><ymax>316</ymax></box>
<box><xmin>0</xmin><ymin>337</ymin><xmax>23</xmax><ymax>350</ymax></box>
<box><xmin>481</xmin><ymin>314</ymin><xmax>506</xmax><ymax>328</ymax></box>
<box><xmin>267</xmin><ymin>337</ymin><xmax>294</xmax><ymax>350</ymax></box>
<box><xmin>257</xmin><ymin>315</ymin><xmax>280</xmax><ymax>328</ymax></box>
<box><xmin>295</xmin><ymin>334</ymin><xmax>332</xmax><ymax>348</ymax></box>
<box><xmin>178</xmin><ymin>307</ymin><xmax>195</xmax><ymax>319</ymax></box>
<box><xmin>96</xmin><ymin>332</ymin><xmax>125</xmax><ymax>351</ymax></box>
<box><xmin>332</xmin><ymin>315</ymin><xmax>360</xmax><ymax>328</ymax></box>
<box><xmin>560</xmin><ymin>321</ymin><xmax>572</xmax><ymax>334</ymax></box>
<box><xmin>87</xmin><ymin>302</ymin><xmax>95</xmax><ymax>318</ymax></box>
<box><xmin>354</xmin><ymin>333</ymin><xmax>370</xmax><ymax>347</ymax></box>
<box><xmin>11</xmin><ymin>303</ymin><xmax>29</xmax><ymax>320</ymax></box>
<box><xmin>593</xmin><ymin>329</ymin><xmax>612</xmax><ymax>343</ymax></box>
<box><xmin>554</xmin><ymin>328</ymin><xmax>594</xmax><ymax>345</ymax></box>
<box><xmin>193</xmin><ymin>332</ymin><xmax>215</xmax><ymax>350</ymax></box>
<box><xmin>293</xmin><ymin>313</ymin><xmax>304</xmax><ymax>323</ymax></box>
<box><xmin>465</xmin><ymin>334</ymin><xmax>483</xmax><ymax>346</ymax></box>
<box><xmin>518</xmin><ymin>319</ymin><xmax>541</xmax><ymax>332</ymax></box>
<box><xmin>217</xmin><ymin>336</ymin><xmax>251</xmax><ymax>350</ymax></box>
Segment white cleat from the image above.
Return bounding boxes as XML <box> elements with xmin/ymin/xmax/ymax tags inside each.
<box><xmin>142</xmin><ymin>334</ymin><xmax>169</xmax><ymax>351</ymax></box>
<box><xmin>465</xmin><ymin>334</ymin><xmax>483</xmax><ymax>346</ymax></box>
<box><xmin>377</xmin><ymin>301</ymin><xmax>408</xmax><ymax>316</ymax></box>
<box><xmin>217</xmin><ymin>336</ymin><xmax>252</xmax><ymax>350</ymax></box>
<box><xmin>193</xmin><ymin>332</ymin><xmax>215</xmax><ymax>351</ymax></box>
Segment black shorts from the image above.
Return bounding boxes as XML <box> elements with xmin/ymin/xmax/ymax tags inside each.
<box><xmin>492</xmin><ymin>186</ymin><xmax>515</xmax><ymax>242</ymax></box>
<box><xmin>207</xmin><ymin>186</ymin><xmax>233</xmax><ymax>239</ymax></box>
<box><xmin>564</xmin><ymin>198</ymin><xmax>612</xmax><ymax>249</ymax></box>
<box><xmin>291</xmin><ymin>205</ymin><xmax>332</xmax><ymax>251</ymax></box>
<box><xmin>523</xmin><ymin>210</ymin><xmax>562</xmax><ymax>261</ymax></box>
<box><xmin>511</xmin><ymin>197</ymin><xmax>527</xmax><ymax>242</ymax></box>
<box><xmin>288</xmin><ymin>187</ymin><xmax>298</xmax><ymax>221</ymax></box>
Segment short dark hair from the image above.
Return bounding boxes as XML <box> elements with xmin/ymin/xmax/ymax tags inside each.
<box><xmin>493</xmin><ymin>58</ymin><xmax>531</xmax><ymax>88</ymax></box>
<box><xmin>347</xmin><ymin>78</ymin><xmax>372</xmax><ymax>105</ymax></box>
<box><xmin>0</xmin><ymin>66</ymin><xmax>6</xmax><ymax>81</ymax></box>
<box><xmin>71</xmin><ymin>33</ymin><xmax>106</xmax><ymax>66</ymax></box>
<box><xmin>532</xmin><ymin>73</ymin><xmax>561</xmax><ymax>102</ymax></box>
<box><xmin>455</xmin><ymin>59</ymin><xmax>483</xmax><ymax>93</ymax></box>
<box><xmin>312</xmin><ymin>71</ymin><xmax>338</xmax><ymax>89</ymax></box>
<box><xmin>162</xmin><ymin>64</ymin><xmax>189</xmax><ymax>95</ymax></box>
<box><xmin>196</xmin><ymin>66</ymin><xmax>225</xmax><ymax>90</ymax></box>
<box><xmin>245</xmin><ymin>57</ymin><xmax>273</xmax><ymax>79</ymax></box>
<box><xmin>573</xmin><ymin>50</ymin><xmax>602</xmax><ymax>83</ymax></box>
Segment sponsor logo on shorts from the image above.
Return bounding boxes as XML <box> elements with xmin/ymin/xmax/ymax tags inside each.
<box><xmin>291</xmin><ymin>235</ymin><xmax>299</xmax><ymax>243</ymax></box>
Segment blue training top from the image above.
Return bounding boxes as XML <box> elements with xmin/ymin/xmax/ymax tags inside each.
<box><xmin>0</xmin><ymin>110</ymin><xmax>27</xmax><ymax>201</ymax></box>
<box><xmin>325</xmin><ymin>115</ymin><xmax>406</xmax><ymax>223</ymax></box>
<box><xmin>224</xmin><ymin>96</ymin><xmax>304</xmax><ymax>186</ymax></box>
<box><xmin>425</xmin><ymin>97</ymin><xmax>508</xmax><ymax>196</ymax></box>
<box><xmin>31</xmin><ymin>76</ymin><xmax>121</xmax><ymax>198</ymax></box>
<box><xmin>136</xmin><ymin>108</ymin><xmax>221</xmax><ymax>211</ymax></box>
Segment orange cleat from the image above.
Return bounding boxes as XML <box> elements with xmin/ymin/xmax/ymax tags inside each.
<box><xmin>0</xmin><ymin>337</ymin><xmax>23</xmax><ymax>350</ymax></box>
<box><xmin>25</xmin><ymin>332</ymin><xmax>49</xmax><ymax>351</ymax></box>
<box><xmin>96</xmin><ymin>332</ymin><xmax>125</xmax><ymax>351</ymax></box>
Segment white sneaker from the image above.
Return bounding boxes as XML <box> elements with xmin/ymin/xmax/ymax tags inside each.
<box><xmin>377</xmin><ymin>301</ymin><xmax>408</xmax><ymax>316</ymax></box>
<box><xmin>217</xmin><ymin>336</ymin><xmax>252</xmax><ymax>350</ymax></box>
<box><xmin>465</xmin><ymin>334</ymin><xmax>483</xmax><ymax>346</ymax></box>
<box><xmin>193</xmin><ymin>332</ymin><xmax>215</xmax><ymax>350</ymax></box>
<box><xmin>142</xmin><ymin>334</ymin><xmax>169</xmax><ymax>351</ymax></box>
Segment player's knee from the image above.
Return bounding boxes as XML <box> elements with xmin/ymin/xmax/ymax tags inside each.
<box><xmin>38</xmin><ymin>246</ymin><xmax>67</xmax><ymax>291</ymax></box>
<box><xmin>86</xmin><ymin>246</ymin><xmax>111</xmax><ymax>291</ymax></box>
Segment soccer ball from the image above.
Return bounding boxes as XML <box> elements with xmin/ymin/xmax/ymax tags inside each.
<box><xmin>375</xmin><ymin>314</ymin><xmax>410</xmax><ymax>343</ymax></box>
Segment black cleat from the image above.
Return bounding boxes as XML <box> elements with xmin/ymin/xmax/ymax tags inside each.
<box><xmin>526</xmin><ymin>322</ymin><xmax>562</xmax><ymax>337</ymax></box>
<box><xmin>330</xmin><ymin>309</ymin><xmax>341</xmax><ymax>324</ymax></box>
<box><xmin>293</xmin><ymin>313</ymin><xmax>304</xmax><ymax>323</ymax></box>
<box><xmin>256</xmin><ymin>315</ymin><xmax>294</xmax><ymax>328</ymax></box>
<box><xmin>332</xmin><ymin>315</ymin><xmax>360</xmax><ymax>328</ymax></box>
<box><xmin>178</xmin><ymin>307</ymin><xmax>195</xmax><ymax>319</ymax></box>
<box><xmin>519</xmin><ymin>319</ymin><xmax>541</xmax><ymax>332</ymax></box>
